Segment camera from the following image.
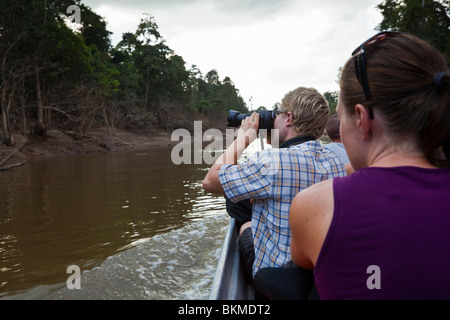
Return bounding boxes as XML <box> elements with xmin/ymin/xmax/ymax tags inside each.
<box><xmin>227</xmin><ymin>110</ymin><xmax>275</xmax><ymax>131</ymax></box>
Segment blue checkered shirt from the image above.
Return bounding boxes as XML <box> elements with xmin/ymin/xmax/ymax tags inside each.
<box><xmin>219</xmin><ymin>140</ymin><xmax>346</xmax><ymax>277</ymax></box>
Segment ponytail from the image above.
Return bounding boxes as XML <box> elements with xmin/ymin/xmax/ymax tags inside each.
<box><xmin>433</xmin><ymin>72</ymin><xmax>447</xmax><ymax>91</ymax></box>
<box><xmin>444</xmin><ymin>138</ymin><xmax>450</xmax><ymax>162</ymax></box>
<box><xmin>431</xmin><ymin>72</ymin><xmax>450</xmax><ymax>168</ymax></box>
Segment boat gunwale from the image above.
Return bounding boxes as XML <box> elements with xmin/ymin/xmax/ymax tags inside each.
<box><xmin>209</xmin><ymin>218</ymin><xmax>255</xmax><ymax>300</ymax></box>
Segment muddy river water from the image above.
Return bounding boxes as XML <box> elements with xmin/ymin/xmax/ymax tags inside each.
<box><xmin>0</xmin><ymin>147</ymin><xmax>230</xmax><ymax>299</ymax></box>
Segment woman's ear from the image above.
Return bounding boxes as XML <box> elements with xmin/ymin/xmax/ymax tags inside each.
<box><xmin>354</xmin><ymin>104</ymin><xmax>371</xmax><ymax>141</ymax></box>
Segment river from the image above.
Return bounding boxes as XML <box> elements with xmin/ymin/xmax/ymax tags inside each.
<box><xmin>0</xmin><ymin>146</ymin><xmax>230</xmax><ymax>299</ymax></box>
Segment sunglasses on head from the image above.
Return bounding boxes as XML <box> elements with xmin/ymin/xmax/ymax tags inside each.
<box><xmin>351</xmin><ymin>31</ymin><xmax>402</xmax><ymax>119</ymax></box>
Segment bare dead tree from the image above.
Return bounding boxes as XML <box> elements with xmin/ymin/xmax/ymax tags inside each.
<box><xmin>0</xmin><ymin>32</ymin><xmax>26</xmax><ymax>146</ymax></box>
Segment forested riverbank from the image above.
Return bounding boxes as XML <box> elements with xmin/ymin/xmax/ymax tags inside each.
<box><xmin>2</xmin><ymin>0</ymin><xmax>448</xmax><ymax>165</ymax></box>
<box><xmin>0</xmin><ymin>1</ymin><xmax>249</xmax><ymax>150</ymax></box>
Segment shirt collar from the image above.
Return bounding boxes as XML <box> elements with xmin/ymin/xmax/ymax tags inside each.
<box><xmin>279</xmin><ymin>135</ymin><xmax>316</xmax><ymax>149</ymax></box>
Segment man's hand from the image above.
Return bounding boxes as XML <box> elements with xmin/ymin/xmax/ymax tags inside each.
<box><xmin>236</xmin><ymin>112</ymin><xmax>259</xmax><ymax>146</ymax></box>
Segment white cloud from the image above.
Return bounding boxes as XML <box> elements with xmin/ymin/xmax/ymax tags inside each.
<box><xmin>82</xmin><ymin>0</ymin><xmax>383</xmax><ymax>109</ymax></box>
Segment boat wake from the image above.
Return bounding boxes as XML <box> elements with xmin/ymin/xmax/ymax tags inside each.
<box><xmin>43</xmin><ymin>213</ymin><xmax>229</xmax><ymax>300</ymax></box>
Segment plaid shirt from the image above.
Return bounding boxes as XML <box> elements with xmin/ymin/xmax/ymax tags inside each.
<box><xmin>219</xmin><ymin>140</ymin><xmax>346</xmax><ymax>276</ymax></box>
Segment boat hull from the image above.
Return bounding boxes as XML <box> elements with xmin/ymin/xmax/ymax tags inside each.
<box><xmin>209</xmin><ymin>218</ymin><xmax>255</xmax><ymax>300</ymax></box>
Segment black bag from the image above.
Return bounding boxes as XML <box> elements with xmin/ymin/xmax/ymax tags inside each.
<box><xmin>224</xmin><ymin>196</ymin><xmax>252</xmax><ymax>230</ymax></box>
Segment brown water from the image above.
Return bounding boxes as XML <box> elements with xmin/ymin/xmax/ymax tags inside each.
<box><xmin>0</xmin><ymin>147</ymin><xmax>228</xmax><ymax>299</ymax></box>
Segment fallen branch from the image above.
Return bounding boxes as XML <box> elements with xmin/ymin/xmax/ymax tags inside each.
<box><xmin>0</xmin><ymin>142</ymin><xmax>29</xmax><ymax>171</ymax></box>
<box><xmin>61</xmin><ymin>130</ymin><xmax>99</xmax><ymax>142</ymax></box>
<box><xmin>0</xmin><ymin>149</ymin><xmax>19</xmax><ymax>168</ymax></box>
<box><xmin>0</xmin><ymin>161</ymin><xmax>26</xmax><ymax>171</ymax></box>
<box><xmin>43</xmin><ymin>106</ymin><xmax>83</xmax><ymax>122</ymax></box>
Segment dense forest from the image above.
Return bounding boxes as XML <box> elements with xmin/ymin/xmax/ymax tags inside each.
<box><xmin>1</xmin><ymin>0</ymin><xmax>448</xmax><ymax>148</ymax></box>
<box><xmin>0</xmin><ymin>0</ymin><xmax>249</xmax><ymax>147</ymax></box>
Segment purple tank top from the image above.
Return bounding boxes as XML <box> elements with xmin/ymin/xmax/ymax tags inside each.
<box><xmin>314</xmin><ymin>166</ymin><xmax>450</xmax><ymax>299</ymax></box>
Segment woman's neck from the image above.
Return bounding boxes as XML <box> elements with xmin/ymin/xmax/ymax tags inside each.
<box><xmin>369</xmin><ymin>144</ymin><xmax>436</xmax><ymax>169</ymax></box>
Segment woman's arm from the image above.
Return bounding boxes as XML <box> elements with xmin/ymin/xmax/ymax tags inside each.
<box><xmin>289</xmin><ymin>179</ymin><xmax>335</xmax><ymax>269</ymax></box>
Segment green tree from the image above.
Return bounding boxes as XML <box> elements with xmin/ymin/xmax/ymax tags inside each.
<box><xmin>1</xmin><ymin>4</ymin><xmax>251</xmax><ymax>141</ymax></box>
<box><xmin>221</xmin><ymin>76</ymin><xmax>247</xmax><ymax>113</ymax></box>
<box><xmin>186</xmin><ymin>65</ymin><xmax>203</xmax><ymax>108</ymax></box>
<box><xmin>323</xmin><ymin>91</ymin><xmax>338</xmax><ymax>115</ymax></box>
<box><xmin>162</xmin><ymin>54</ymin><xmax>190</xmax><ymax>101</ymax></box>
<box><xmin>79</xmin><ymin>4</ymin><xmax>112</xmax><ymax>53</ymax></box>
<box><xmin>193</xmin><ymin>70</ymin><xmax>247</xmax><ymax>115</ymax></box>
<box><xmin>377</xmin><ymin>0</ymin><xmax>450</xmax><ymax>64</ymax></box>
<box><xmin>0</xmin><ymin>0</ymin><xmax>84</xmax><ymax>143</ymax></box>
<box><xmin>205</xmin><ymin>69</ymin><xmax>221</xmax><ymax>86</ymax></box>
<box><xmin>112</xmin><ymin>32</ymin><xmax>142</xmax><ymax>101</ymax></box>
<box><xmin>122</xmin><ymin>14</ymin><xmax>176</xmax><ymax>109</ymax></box>
<box><xmin>0</xmin><ymin>0</ymin><xmax>121</xmax><ymax>143</ymax></box>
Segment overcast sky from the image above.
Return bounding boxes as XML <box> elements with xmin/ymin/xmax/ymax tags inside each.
<box><xmin>81</xmin><ymin>0</ymin><xmax>383</xmax><ymax>109</ymax></box>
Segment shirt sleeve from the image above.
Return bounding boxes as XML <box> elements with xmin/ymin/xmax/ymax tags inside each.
<box><xmin>218</xmin><ymin>150</ymin><xmax>275</xmax><ymax>203</ymax></box>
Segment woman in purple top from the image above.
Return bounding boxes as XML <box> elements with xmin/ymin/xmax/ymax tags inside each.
<box><xmin>289</xmin><ymin>32</ymin><xmax>450</xmax><ymax>299</ymax></box>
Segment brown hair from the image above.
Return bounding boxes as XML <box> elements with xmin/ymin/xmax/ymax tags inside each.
<box><xmin>280</xmin><ymin>86</ymin><xmax>329</xmax><ymax>139</ymax></box>
<box><xmin>340</xmin><ymin>33</ymin><xmax>450</xmax><ymax>168</ymax></box>
<box><xmin>326</xmin><ymin>114</ymin><xmax>341</xmax><ymax>141</ymax></box>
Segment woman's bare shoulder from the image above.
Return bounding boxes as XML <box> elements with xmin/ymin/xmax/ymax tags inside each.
<box><xmin>289</xmin><ymin>179</ymin><xmax>335</xmax><ymax>269</ymax></box>
<box><xmin>291</xmin><ymin>179</ymin><xmax>334</xmax><ymax>213</ymax></box>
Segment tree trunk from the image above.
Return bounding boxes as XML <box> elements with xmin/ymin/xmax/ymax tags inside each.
<box><xmin>144</xmin><ymin>78</ymin><xmax>149</xmax><ymax>109</ymax></box>
<box><xmin>102</xmin><ymin>101</ymin><xmax>113</xmax><ymax>136</ymax></box>
<box><xmin>1</xmin><ymin>88</ymin><xmax>14</xmax><ymax>146</ymax></box>
<box><xmin>1</xmin><ymin>56</ymin><xmax>13</xmax><ymax>146</ymax></box>
<box><xmin>0</xmin><ymin>33</ymin><xmax>25</xmax><ymax>146</ymax></box>
<box><xmin>20</xmin><ymin>78</ymin><xmax>27</xmax><ymax>135</ymax></box>
<box><xmin>34</xmin><ymin>61</ymin><xmax>46</xmax><ymax>136</ymax></box>
<box><xmin>1</xmin><ymin>99</ymin><xmax>13</xmax><ymax>147</ymax></box>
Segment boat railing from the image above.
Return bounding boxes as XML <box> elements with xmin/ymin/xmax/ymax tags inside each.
<box><xmin>209</xmin><ymin>218</ymin><xmax>255</xmax><ymax>300</ymax></box>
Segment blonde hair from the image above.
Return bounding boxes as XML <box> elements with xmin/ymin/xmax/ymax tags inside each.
<box><xmin>280</xmin><ymin>87</ymin><xmax>330</xmax><ymax>139</ymax></box>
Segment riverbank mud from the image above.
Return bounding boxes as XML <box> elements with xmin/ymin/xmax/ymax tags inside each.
<box><xmin>0</xmin><ymin>128</ymin><xmax>174</xmax><ymax>166</ymax></box>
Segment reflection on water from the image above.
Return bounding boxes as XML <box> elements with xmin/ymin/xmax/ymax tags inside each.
<box><xmin>0</xmin><ymin>147</ymin><xmax>227</xmax><ymax>299</ymax></box>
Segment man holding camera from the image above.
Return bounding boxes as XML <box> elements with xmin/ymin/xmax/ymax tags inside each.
<box><xmin>202</xmin><ymin>86</ymin><xmax>346</xmax><ymax>285</ymax></box>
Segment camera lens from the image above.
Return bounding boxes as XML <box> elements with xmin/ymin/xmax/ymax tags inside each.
<box><xmin>227</xmin><ymin>110</ymin><xmax>275</xmax><ymax>131</ymax></box>
<box><xmin>227</xmin><ymin>110</ymin><xmax>250</xmax><ymax>127</ymax></box>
